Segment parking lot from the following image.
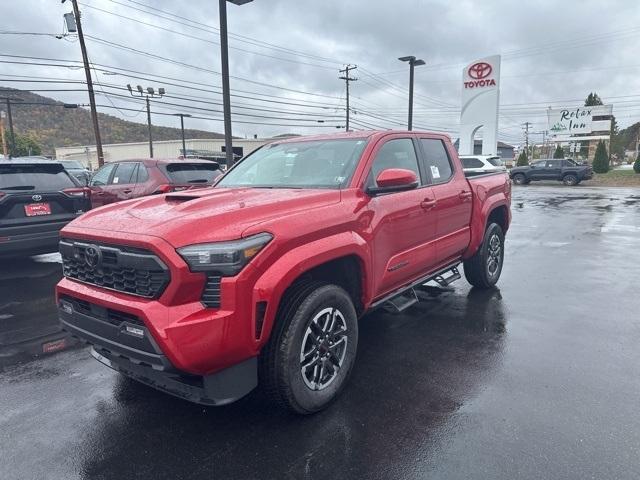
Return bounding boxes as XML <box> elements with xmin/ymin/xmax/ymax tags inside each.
<box><xmin>1</xmin><ymin>185</ymin><xmax>639</xmax><ymax>480</ymax></box>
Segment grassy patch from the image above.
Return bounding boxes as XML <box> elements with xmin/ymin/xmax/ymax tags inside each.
<box><xmin>588</xmin><ymin>169</ymin><xmax>640</xmax><ymax>187</ymax></box>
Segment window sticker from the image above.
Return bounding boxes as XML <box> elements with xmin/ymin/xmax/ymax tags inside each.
<box><xmin>430</xmin><ymin>166</ymin><xmax>440</xmax><ymax>179</ymax></box>
<box><xmin>113</xmin><ymin>177</ymin><xmax>120</xmax><ymax>184</ymax></box>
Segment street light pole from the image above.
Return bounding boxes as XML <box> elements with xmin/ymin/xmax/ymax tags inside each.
<box><xmin>127</xmin><ymin>84</ymin><xmax>164</xmax><ymax>159</ymax></box>
<box><xmin>219</xmin><ymin>0</ymin><xmax>253</xmax><ymax>169</ymax></box>
<box><xmin>398</xmin><ymin>56</ymin><xmax>425</xmax><ymax>131</ymax></box>
<box><xmin>5</xmin><ymin>98</ymin><xmax>15</xmax><ymax>158</ymax></box>
<box><xmin>173</xmin><ymin>113</ymin><xmax>192</xmax><ymax>158</ymax></box>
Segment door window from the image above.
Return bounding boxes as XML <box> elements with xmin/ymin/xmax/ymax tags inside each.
<box><xmin>546</xmin><ymin>160</ymin><xmax>562</xmax><ymax>168</ymax></box>
<box><xmin>90</xmin><ymin>163</ymin><xmax>116</xmax><ymax>186</ymax></box>
<box><xmin>136</xmin><ymin>164</ymin><xmax>149</xmax><ymax>183</ymax></box>
<box><xmin>111</xmin><ymin>163</ymin><xmax>138</xmax><ymax>185</ymax></box>
<box><xmin>420</xmin><ymin>139</ymin><xmax>453</xmax><ymax>184</ymax></box>
<box><xmin>370</xmin><ymin>139</ymin><xmax>422</xmax><ymax>186</ymax></box>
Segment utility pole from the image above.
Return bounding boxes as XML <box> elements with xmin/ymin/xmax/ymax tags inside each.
<box><xmin>128</xmin><ymin>84</ymin><xmax>164</xmax><ymax>159</ymax></box>
<box><xmin>339</xmin><ymin>65</ymin><xmax>357</xmax><ymax>132</ymax></box>
<box><xmin>0</xmin><ymin>111</ymin><xmax>7</xmax><ymax>157</ymax></box>
<box><xmin>5</xmin><ymin>99</ymin><xmax>15</xmax><ymax>158</ymax></box>
<box><xmin>523</xmin><ymin>122</ymin><xmax>531</xmax><ymax>159</ymax></box>
<box><xmin>173</xmin><ymin>113</ymin><xmax>192</xmax><ymax>158</ymax></box>
<box><xmin>64</xmin><ymin>0</ymin><xmax>104</xmax><ymax>167</ymax></box>
<box><xmin>145</xmin><ymin>96</ymin><xmax>153</xmax><ymax>158</ymax></box>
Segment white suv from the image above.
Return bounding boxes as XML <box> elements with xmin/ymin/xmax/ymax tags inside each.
<box><xmin>459</xmin><ymin>155</ymin><xmax>507</xmax><ymax>175</ymax></box>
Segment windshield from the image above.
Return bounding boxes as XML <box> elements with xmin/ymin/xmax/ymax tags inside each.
<box><xmin>487</xmin><ymin>156</ymin><xmax>504</xmax><ymax>167</ymax></box>
<box><xmin>60</xmin><ymin>161</ymin><xmax>83</xmax><ymax>169</ymax></box>
<box><xmin>217</xmin><ymin>139</ymin><xmax>368</xmax><ymax>189</ymax></box>
<box><xmin>565</xmin><ymin>158</ymin><xmax>578</xmax><ymax>166</ymax></box>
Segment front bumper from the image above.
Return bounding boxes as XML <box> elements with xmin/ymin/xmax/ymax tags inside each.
<box><xmin>59</xmin><ymin>295</ymin><xmax>257</xmax><ymax>405</ymax></box>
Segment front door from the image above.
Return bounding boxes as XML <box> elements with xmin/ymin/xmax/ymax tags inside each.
<box><xmin>89</xmin><ymin>163</ymin><xmax>117</xmax><ymax>207</ymax></box>
<box><xmin>365</xmin><ymin>136</ymin><xmax>438</xmax><ymax>298</ymax></box>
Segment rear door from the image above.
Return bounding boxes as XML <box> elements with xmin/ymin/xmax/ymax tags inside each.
<box><xmin>417</xmin><ymin>137</ymin><xmax>473</xmax><ymax>265</ymax></box>
<box><xmin>89</xmin><ymin>163</ymin><xmax>117</xmax><ymax>207</ymax></box>
<box><xmin>0</xmin><ymin>164</ymin><xmax>87</xmax><ymax>234</ymax></box>
<box><xmin>108</xmin><ymin>162</ymin><xmax>139</xmax><ymax>202</ymax></box>
<box><xmin>544</xmin><ymin>160</ymin><xmax>563</xmax><ymax>179</ymax></box>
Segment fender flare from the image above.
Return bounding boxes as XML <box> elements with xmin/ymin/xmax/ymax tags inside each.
<box><xmin>464</xmin><ymin>195</ymin><xmax>510</xmax><ymax>260</ymax></box>
<box><xmin>251</xmin><ymin>231</ymin><xmax>370</xmax><ymax>346</ymax></box>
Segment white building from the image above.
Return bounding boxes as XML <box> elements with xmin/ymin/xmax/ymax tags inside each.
<box><xmin>55</xmin><ymin>137</ymin><xmax>277</xmax><ymax>170</ymax></box>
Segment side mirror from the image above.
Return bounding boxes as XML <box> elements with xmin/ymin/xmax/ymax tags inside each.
<box><xmin>367</xmin><ymin>168</ymin><xmax>418</xmax><ymax>195</ymax></box>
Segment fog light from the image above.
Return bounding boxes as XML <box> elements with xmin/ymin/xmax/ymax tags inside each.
<box><xmin>60</xmin><ymin>300</ymin><xmax>73</xmax><ymax>314</ymax></box>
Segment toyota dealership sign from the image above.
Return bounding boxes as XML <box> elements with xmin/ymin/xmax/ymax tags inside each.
<box><xmin>459</xmin><ymin>55</ymin><xmax>501</xmax><ymax>156</ymax></box>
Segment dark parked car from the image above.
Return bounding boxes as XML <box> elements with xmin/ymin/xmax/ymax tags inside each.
<box><xmin>59</xmin><ymin>160</ymin><xmax>92</xmax><ymax>186</ymax></box>
<box><xmin>88</xmin><ymin>158</ymin><xmax>224</xmax><ymax>208</ymax></box>
<box><xmin>0</xmin><ymin>159</ymin><xmax>91</xmax><ymax>256</ymax></box>
<box><xmin>510</xmin><ymin>158</ymin><xmax>593</xmax><ymax>186</ymax></box>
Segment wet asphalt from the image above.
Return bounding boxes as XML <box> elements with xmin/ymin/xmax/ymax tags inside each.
<box><xmin>1</xmin><ymin>185</ymin><xmax>639</xmax><ymax>480</ymax></box>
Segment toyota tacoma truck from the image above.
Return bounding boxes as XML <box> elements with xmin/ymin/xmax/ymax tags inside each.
<box><xmin>510</xmin><ymin>158</ymin><xmax>593</xmax><ymax>186</ymax></box>
<box><xmin>57</xmin><ymin>131</ymin><xmax>511</xmax><ymax>414</ymax></box>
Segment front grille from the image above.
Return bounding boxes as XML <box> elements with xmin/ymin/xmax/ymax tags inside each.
<box><xmin>202</xmin><ymin>275</ymin><xmax>221</xmax><ymax>308</ymax></box>
<box><xmin>60</xmin><ymin>239</ymin><xmax>170</xmax><ymax>298</ymax></box>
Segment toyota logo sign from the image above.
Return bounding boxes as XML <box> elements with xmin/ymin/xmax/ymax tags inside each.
<box><xmin>32</xmin><ymin>195</ymin><xmax>43</xmax><ymax>202</ymax></box>
<box><xmin>84</xmin><ymin>245</ymin><xmax>102</xmax><ymax>268</ymax></box>
<box><xmin>468</xmin><ymin>62</ymin><xmax>492</xmax><ymax>80</ymax></box>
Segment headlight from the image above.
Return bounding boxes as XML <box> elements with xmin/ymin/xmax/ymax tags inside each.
<box><xmin>177</xmin><ymin>233</ymin><xmax>272</xmax><ymax>276</ymax></box>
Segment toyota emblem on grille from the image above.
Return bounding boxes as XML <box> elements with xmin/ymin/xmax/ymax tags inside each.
<box><xmin>84</xmin><ymin>245</ymin><xmax>102</xmax><ymax>268</ymax></box>
<box><xmin>32</xmin><ymin>194</ymin><xmax>43</xmax><ymax>202</ymax></box>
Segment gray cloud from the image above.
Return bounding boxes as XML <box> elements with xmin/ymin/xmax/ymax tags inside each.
<box><xmin>1</xmin><ymin>0</ymin><xmax>639</xmax><ymax>144</ymax></box>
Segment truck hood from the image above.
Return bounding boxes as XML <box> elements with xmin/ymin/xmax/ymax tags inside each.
<box><xmin>69</xmin><ymin>187</ymin><xmax>341</xmax><ymax>247</ymax></box>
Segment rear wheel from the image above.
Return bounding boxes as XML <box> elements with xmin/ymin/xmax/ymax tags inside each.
<box><xmin>259</xmin><ymin>282</ymin><xmax>358</xmax><ymax>414</ymax></box>
<box><xmin>563</xmin><ymin>174</ymin><xmax>578</xmax><ymax>186</ymax></box>
<box><xmin>512</xmin><ymin>173</ymin><xmax>527</xmax><ymax>185</ymax></box>
<box><xmin>463</xmin><ymin>223</ymin><xmax>505</xmax><ymax>289</ymax></box>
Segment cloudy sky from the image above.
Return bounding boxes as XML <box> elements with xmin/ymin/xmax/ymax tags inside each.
<box><xmin>1</xmin><ymin>0</ymin><xmax>639</xmax><ymax>146</ymax></box>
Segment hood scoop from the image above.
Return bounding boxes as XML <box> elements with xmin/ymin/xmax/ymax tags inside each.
<box><xmin>164</xmin><ymin>193</ymin><xmax>203</xmax><ymax>202</ymax></box>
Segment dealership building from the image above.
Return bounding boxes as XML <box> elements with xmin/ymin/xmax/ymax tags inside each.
<box><xmin>55</xmin><ymin>137</ymin><xmax>275</xmax><ymax>170</ymax></box>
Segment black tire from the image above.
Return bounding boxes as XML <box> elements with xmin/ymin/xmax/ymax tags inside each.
<box><xmin>563</xmin><ymin>174</ymin><xmax>578</xmax><ymax>186</ymax></box>
<box><xmin>259</xmin><ymin>281</ymin><xmax>358</xmax><ymax>414</ymax></box>
<box><xmin>512</xmin><ymin>173</ymin><xmax>526</xmax><ymax>185</ymax></box>
<box><xmin>463</xmin><ymin>223</ymin><xmax>505</xmax><ymax>289</ymax></box>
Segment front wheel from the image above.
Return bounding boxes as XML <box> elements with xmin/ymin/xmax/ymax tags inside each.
<box><xmin>463</xmin><ymin>223</ymin><xmax>505</xmax><ymax>289</ymax></box>
<box><xmin>512</xmin><ymin>173</ymin><xmax>527</xmax><ymax>185</ymax></box>
<box><xmin>259</xmin><ymin>282</ymin><xmax>358</xmax><ymax>414</ymax></box>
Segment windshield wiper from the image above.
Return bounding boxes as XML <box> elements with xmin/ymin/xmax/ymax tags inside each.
<box><xmin>2</xmin><ymin>185</ymin><xmax>36</xmax><ymax>190</ymax></box>
<box><xmin>187</xmin><ymin>179</ymin><xmax>209</xmax><ymax>183</ymax></box>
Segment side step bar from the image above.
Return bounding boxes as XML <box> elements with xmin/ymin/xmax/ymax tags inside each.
<box><xmin>433</xmin><ymin>266</ymin><xmax>461</xmax><ymax>288</ymax></box>
<box><xmin>371</xmin><ymin>262</ymin><xmax>461</xmax><ymax>313</ymax></box>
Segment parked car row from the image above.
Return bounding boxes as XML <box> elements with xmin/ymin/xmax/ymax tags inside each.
<box><xmin>1</xmin><ymin>158</ymin><xmax>223</xmax><ymax>257</ymax></box>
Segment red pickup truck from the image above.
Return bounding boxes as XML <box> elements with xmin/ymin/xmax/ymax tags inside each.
<box><xmin>57</xmin><ymin>131</ymin><xmax>511</xmax><ymax>414</ymax></box>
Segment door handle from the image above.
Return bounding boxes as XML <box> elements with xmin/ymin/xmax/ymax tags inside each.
<box><xmin>96</xmin><ymin>191</ymin><xmax>105</xmax><ymax>195</ymax></box>
<box><xmin>458</xmin><ymin>190</ymin><xmax>473</xmax><ymax>201</ymax></box>
<box><xmin>123</xmin><ymin>189</ymin><xmax>132</xmax><ymax>194</ymax></box>
<box><xmin>420</xmin><ymin>198</ymin><xmax>437</xmax><ymax>210</ymax></box>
